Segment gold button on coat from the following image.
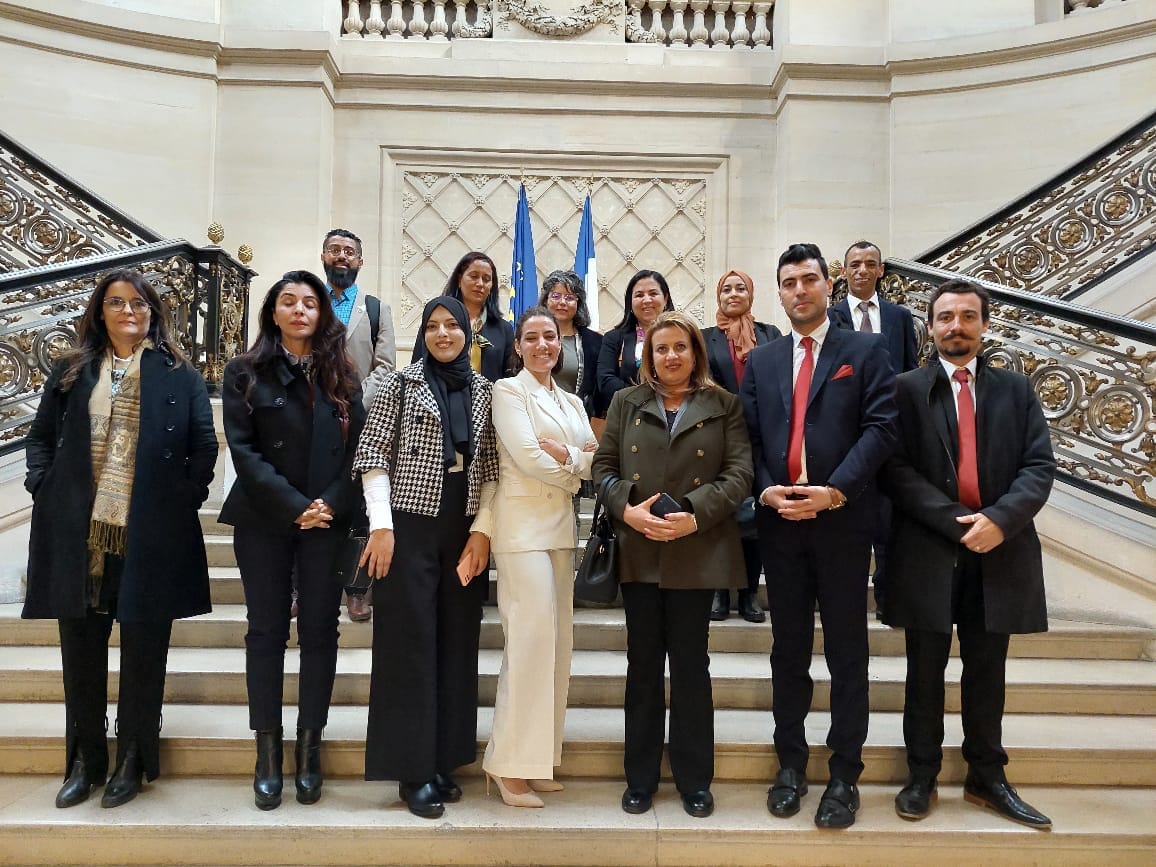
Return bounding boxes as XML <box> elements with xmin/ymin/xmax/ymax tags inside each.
<box><xmin>694</xmin><ymin>478</ymin><xmax>701</xmax><ymax>485</ymax></box>
<box><xmin>631</xmin><ymin>445</ymin><xmax>638</xmax><ymax>453</ymax></box>
<box><xmin>697</xmin><ymin>449</ymin><xmax>704</xmax><ymax>457</ymax></box>
<box><xmin>632</xmin><ymin>473</ymin><xmax>641</xmax><ymax>481</ymax></box>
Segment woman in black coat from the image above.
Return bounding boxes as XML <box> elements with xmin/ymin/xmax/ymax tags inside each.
<box><xmin>538</xmin><ymin>269</ymin><xmax>603</xmax><ymax>417</ymax></box>
<box><xmin>595</xmin><ymin>270</ymin><xmax>674</xmax><ymax>412</ymax></box>
<box><xmin>220</xmin><ymin>270</ymin><xmax>366</xmax><ymax>810</ymax></box>
<box><xmin>23</xmin><ymin>269</ymin><xmax>217</xmax><ymax>809</ymax></box>
<box><xmin>411</xmin><ymin>251</ymin><xmax>514</xmax><ymax>383</ymax></box>
<box><xmin>701</xmin><ymin>268</ymin><xmax>782</xmax><ymax>623</ymax></box>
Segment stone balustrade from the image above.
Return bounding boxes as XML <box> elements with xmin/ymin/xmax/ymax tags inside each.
<box><xmin>341</xmin><ymin>0</ymin><xmax>493</xmax><ymax>40</ymax></box>
<box><xmin>633</xmin><ymin>0</ymin><xmax>772</xmax><ymax>49</ymax></box>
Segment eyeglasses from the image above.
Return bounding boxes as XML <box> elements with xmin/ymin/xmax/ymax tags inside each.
<box><xmin>548</xmin><ymin>293</ymin><xmax>578</xmax><ymax>303</ymax></box>
<box><xmin>324</xmin><ymin>244</ymin><xmax>360</xmax><ymax>258</ymax></box>
<box><xmin>103</xmin><ymin>297</ymin><xmax>151</xmax><ymax>313</ymax></box>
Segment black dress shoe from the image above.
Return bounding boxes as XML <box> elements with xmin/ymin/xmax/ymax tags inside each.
<box><xmin>815</xmin><ymin>779</ymin><xmax>859</xmax><ymax>829</ymax></box>
<box><xmin>434</xmin><ymin>772</ymin><xmax>462</xmax><ymax>803</ymax></box>
<box><xmin>767</xmin><ymin>768</ymin><xmax>808</xmax><ymax>817</ymax></box>
<box><xmin>294</xmin><ymin>728</ymin><xmax>323</xmax><ymax>805</ymax></box>
<box><xmin>101</xmin><ymin>744</ymin><xmax>143</xmax><ymax>809</ymax></box>
<box><xmin>964</xmin><ymin>775</ymin><xmax>1051</xmax><ymax>829</ymax></box>
<box><xmin>621</xmin><ymin>787</ymin><xmax>653</xmax><ymax>814</ymax></box>
<box><xmin>681</xmin><ymin>789</ymin><xmax>714</xmax><ymax>818</ymax></box>
<box><xmin>399</xmin><ymin>781</ymin><xmax>445</xmax><ymax>819</ymax></box>
<box><xmin>253</xmin><ymin>727</ymin><xmax>283</xmax><ymax>811</ymax></box>
<box><xmin>55</xmin><ymin>758</ymin><xmax>98</xmax><ymax>809</ymax></box>
<box><xmin>894</xmin><ymin>777</ymin><xmax>937</xmax><ymax>820</ymax></box>
<box><xmin>710</xmin><ymin>591</ymin><xmax>729</xmax><ymax>621</ymax></box>
<box><xmin>738</xmin><ymin>592</ymin><xmax>766</xmax><ymax>623</ymax></box>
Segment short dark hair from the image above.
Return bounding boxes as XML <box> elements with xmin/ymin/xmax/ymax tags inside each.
<box><xmin>927</xmin><ymin>278</ymin><xmax>990</xmax><ymax>322</ymax></box>
<box><xmin>443</xmin><ymin>251</ymin><xmax>502</xmax><ymax>322</ymax></box>
<box><xmin>844</xmin><ymin>240</ymin><xmax>882</xmax><ymax>262</ymax></box>
<box><xmin>613</xmin><ymin>269</ymin><xmax>675</xmax><ymax>332</ymax></box>
<box><xmin>777</xmin><ymin>243</ymin><xmax>828</xmax><ymax>283</ymax></box>
<box><xmin>322</xmin><ymin>229</ymin><xmax>362</xmax><ymax>254</ymax></box>
<box><xmin>539</xmin><ymin>269</ymin><xmax>592</xmax><ymax>329</ymax></box>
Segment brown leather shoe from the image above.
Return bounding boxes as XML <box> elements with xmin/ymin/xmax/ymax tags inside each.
<box><xmin>346</xmin><ymin>593</ymin><xmax>371</xmax><ymax>622</ymax></box>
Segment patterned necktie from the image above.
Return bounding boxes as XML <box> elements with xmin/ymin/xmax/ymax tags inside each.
<box><xmin>858</xmin><ymin>301</ymin><xmax>873</xmax><ymax>333</ymax></box>
<box><xmin>786</xmin><ymin>336</ymin><xmax>814</xmax><ymax>484</ymax></box>
<box><xmin>954</xmin><ymin>368</ymin><xmax>981</xmax><ymax>510</ymax></box>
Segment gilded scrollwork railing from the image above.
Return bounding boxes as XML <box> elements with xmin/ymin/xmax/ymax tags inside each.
<box><xmin>917</xmin><ymin>108</ymin><xmax>1156</xmax><ymax>301</ymax></box>
<box><xmin>882</xmin><ymin>258</ymin><xmax>1155</xmax><ymax>516</ymax></box>
<box><xmin>0</xmin><ymin>130</ymin><xmax>159</xmax><ymax>274</ymax></box>
<box><xmin>0</xmin><ymin>241</ymin><xmax>253</xmax><ymax>456</ymax></box>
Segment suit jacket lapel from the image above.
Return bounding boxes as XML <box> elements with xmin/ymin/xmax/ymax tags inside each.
<box><xmin>924</xmin><ymin>363</ymin><xmax>957</xmax><ymax>461</ymax></box>
<box><xmin>807</xmin><ymin>327</ymin><xmax>839</xmax><ymax>408</ymax></box>
<box><xmin>774</xmin><ymin>337</ymin><xmax>794</xmax><ymax>416</ymax></box>
<box><xmin>521</xmin><ymin>369</ymin><xmax>570</xmax><ymax>432</ymax></box>
<box><xmin>707</xmin><ymin>329</ymin><xmax>738</xmax><ymax>393</ymax></box>
<box><xmin>346</xmin><ymin>291</ymin><xmax>366</xmax><ymax>335</ymax></box>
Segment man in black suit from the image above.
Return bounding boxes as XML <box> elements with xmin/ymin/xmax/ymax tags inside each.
<box><xmin>741</xmin><ymin>243</ymin><xmax>897</xmax><ymax>829</ymax></box>
<box><xmin>882</xmin><ymin>278</ymin><xmax>1054</xmax><ymax>829</ymax></box>
<box><xmin>828</xmin><ymin>240</ymin><xmax>919</xmax><ymax>617</ymax></box>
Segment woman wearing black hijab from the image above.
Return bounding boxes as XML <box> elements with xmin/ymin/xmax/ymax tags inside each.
<box><xmin>353</xmin><ymin>296</ymin><xmax>500</xmax><ymax>819</ymax></box>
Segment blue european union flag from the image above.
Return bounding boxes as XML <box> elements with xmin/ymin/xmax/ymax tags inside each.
<box><xmin>508</xmin><ymin>183</ymin><xmax>537</xmax><ymax>323</ymax></box>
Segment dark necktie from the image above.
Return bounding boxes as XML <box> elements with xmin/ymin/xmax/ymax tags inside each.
<box><xmin>858</xmin><ymin>301</ymin><xmax>873</xmax><ymax>333</ymax></box>
<box><xmin>786</xmin><ymin>336</ymin><xmax>814</xmax><ymax>484</ymax></box>
<box><xmin>954</xmin><ymin>368</ymin><xmax>981</xmax><ymax>510</ymax></box>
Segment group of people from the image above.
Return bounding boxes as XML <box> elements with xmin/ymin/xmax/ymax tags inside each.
<box><xmin>23</xmin><ymin>233</ymin><xmax>1055</xmax><ymax>834</ymax></box>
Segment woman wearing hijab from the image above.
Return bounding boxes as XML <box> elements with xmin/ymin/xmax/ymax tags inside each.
<box><xmin>701</xmin><ymin>269</ymin><xmax>781</xmax><ymax>623</ymax></box>
<box><xmin>355</xmin><ymin>296</ymin><xmax>500</xmax><ymax>819</ymax></box>
<box><xmin>23</xmin><ymin>269</ymin><xmax>217</xmax><ymax>809</ymax></box>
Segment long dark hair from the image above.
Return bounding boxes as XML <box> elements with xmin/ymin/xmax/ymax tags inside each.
<box><xmin>233</xmin><ymin>270</ymin><xmax>357</xmax><ymax>416</ymax></box>
<box><xmin>442</xmin><ymin>251</ymin><xmax>502</xmax><ymax>322</ymax></box>
<box><xmin>612</xmin><ymin>269</ymin><xmax>674</xmax><ymax>331</ymax></box>
<box><xmin>59</xmin><ymin>269</ymin><xmax>185</xmax><ymax>391</ymax></box>
<box><xmin>538</xmin><ymin>270</ymin><xmax>592</xmax><ymax>330</ymax></box>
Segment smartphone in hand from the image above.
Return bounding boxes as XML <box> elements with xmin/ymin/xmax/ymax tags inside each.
<box><xmin>650</xmin><ymin>493</ymin><xmax>682</xmax><ymax>518</ymax></box>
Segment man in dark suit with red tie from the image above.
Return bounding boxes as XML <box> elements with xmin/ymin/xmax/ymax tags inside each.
<box><xmin>740</xmin><ymin>243</ymin><xmax>897</xmax><ymax>829</ymax></box>
<box><xmin>828</xmin><ymin>240</ymin><xmax>919</xmax><ymax>617</ymax></box>
<box><xmin>882</xmin><ymin>278</ymin><xmax>1054</xmax><ymax>828</ymax></box>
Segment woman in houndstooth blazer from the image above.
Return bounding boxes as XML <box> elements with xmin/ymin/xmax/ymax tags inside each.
<box><xmin>353</xmin><ymin>296</ymin><xmax>500</xmax><ymax>820</ymax></box>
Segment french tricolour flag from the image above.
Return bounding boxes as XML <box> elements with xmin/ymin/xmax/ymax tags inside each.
<box><xmin>573</xmin><ymin>194</ymin><xmax>598</xmax><ymax>327</ymax></box>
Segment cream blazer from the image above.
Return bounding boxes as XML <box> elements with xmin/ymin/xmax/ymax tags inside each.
<box><xmin>473</xmin><ymin>368</ymin><xmax>595</xmax><ymax>554</ymax></box>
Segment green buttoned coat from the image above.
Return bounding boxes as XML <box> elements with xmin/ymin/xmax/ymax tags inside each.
<box><xmin>592</xmin><ymin>383</ymin><xmax>753</xmax><ymax>590</ymax></box>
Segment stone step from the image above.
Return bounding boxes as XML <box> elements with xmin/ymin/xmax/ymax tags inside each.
<box><xmin>2</xmin><ymin>703</ymin><xmax>1153</xmax><ymax>786</ymax></box>
<box><xmin>2</xmin><ymin>603</ymin><xmax>1150</xmax><ymax>661</ymax></box>
<box><xmin>0</xmin><ymin>775</ymin><xmax>1152</xmax><ymax>866</ymax></box>
<box><xmin>2</xmin><ymin>645</ymin><xmax>1152</xmax><ymax>714</ymax></box>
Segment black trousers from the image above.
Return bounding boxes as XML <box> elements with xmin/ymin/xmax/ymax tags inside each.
<box><xmin>903</xmin><ymin>551</ymin><xmax>1010</xmax><ymax>784</ymax></box>
<box><xmin>58</xmin><ymin>612</ymin><xmax>172</xmax><ymax>783</ymax></box>
<box><xmin>759</xmin><ymin>514</ymin><xmax>870</xmax><ymax>783</ymax></box>
<box><xmin>235</xmin><ymin>523</ymin><xmax>346</xmax><ymax>731</ymax></box>
<box><xmin>365</xmin><ymin>472</ymin><xmax>485</xmax><ymax>783</ymax></box>
<box><xmin>870</xmin><ymin>492</ymin><xmax>892</xmax><ymax>610</ymax></box>
<box><xmin>620</xmin><ymin>583</ymin><xmax>715</xmax><ymax>795</ymax></box>
<box><xmin>716</xmin><ymin>537</ymin><xmax>763</xmax><ymax>608</ymax></box>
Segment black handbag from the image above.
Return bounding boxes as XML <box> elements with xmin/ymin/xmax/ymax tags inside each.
<box><xmin>574</xmin><ymin>474</ymin><xmax>619</xmax><ymax>605</ymax></box>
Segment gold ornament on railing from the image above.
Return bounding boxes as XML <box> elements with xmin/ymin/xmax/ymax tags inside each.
<box><xmin>207</xmin><ymin>223</ymin><xmax>225</xmax><ymax>245</ymax></box>
<box><xmin>237</xmin><ymin>244</ymin><xmax>253</xmax><ymax>265</ymax></box>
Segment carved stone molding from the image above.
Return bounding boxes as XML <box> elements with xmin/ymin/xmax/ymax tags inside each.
<box><xmin>497</xmin><ymin>0</ymin><xmax>623</xmax><ymax>36</ymax></box>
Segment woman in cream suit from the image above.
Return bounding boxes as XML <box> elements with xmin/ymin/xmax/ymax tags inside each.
<box><xmin>472</xmin><ymin>305</ymin><xmax>596</xmax><ymax>807</ymax></box>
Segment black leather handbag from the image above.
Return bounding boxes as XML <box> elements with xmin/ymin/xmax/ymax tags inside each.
<box><xmin>574</xmin><ymin>475</ymin><xmax>619</xmax><ymax>605</ymax></box>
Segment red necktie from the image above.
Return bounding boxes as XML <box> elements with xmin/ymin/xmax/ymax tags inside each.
<box><xmin>786</xmin><ymin>336</ymin><xmax>814</xmax><ymax>484</ymax></box>
<box><xmin>954</xmin><ymin>368</ymin><xmax>981</xmax><ymax>510</ymax></box>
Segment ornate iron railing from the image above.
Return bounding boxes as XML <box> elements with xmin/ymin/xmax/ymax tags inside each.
<box><xmin>880</xmin><ymin>258</ymin><xmax>1155</xmax><ymax>516</ymax></box>
<box><xmin>917</xmin><ymin>108</ymin><xmax>1156</xmax><ymax>301</ymax></box>
<box><xmin>0</xmin><ymin>130</ymin><xmax>159</xmax><ymax>274</ymax></box>
<box><xmin>0</xmin><ymin>241</ymin><xmax>254</xmax><ymax>456</ymax></box>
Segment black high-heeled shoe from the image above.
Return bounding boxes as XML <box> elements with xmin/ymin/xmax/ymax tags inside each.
<box><xmin>55</xmin><ymin>757</ymin><xmax>98</xmax><ymax>809</ymax></box>
<box><xmin>294</xmin><ymin>728</ymin><xmax>323</xmax><ymax>805</ymax></box>
<box><xmin>253</xmin><ymin>727</ymin><xmax>283</xmax><ymax>811</ymax></box>
<box><xmin>101</xmin><ymin>744</ymin><xmax>142</xmax><ymax>808</ymax></box>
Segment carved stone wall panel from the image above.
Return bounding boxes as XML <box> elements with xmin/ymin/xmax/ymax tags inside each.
<box><xmin>397</xmin><ymin>167</ymin><xmax>710</xmax><ymax>331</ymax></box>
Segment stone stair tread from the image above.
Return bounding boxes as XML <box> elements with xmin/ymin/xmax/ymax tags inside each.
<box><xmin>2</xmin><ymin>702</ymin><xmax>1154</xmax><ymax>752</ymax></box>
<box><xmin>0</xmin><ymin>776</ymin><xmax>1152</xmax><ymax>866</ymax></box>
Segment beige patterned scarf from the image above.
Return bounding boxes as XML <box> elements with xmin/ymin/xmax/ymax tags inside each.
<box><xmin>87</xmin><ymin>341</ymin><xmax>149</xmax><ymax>594</ymax></box>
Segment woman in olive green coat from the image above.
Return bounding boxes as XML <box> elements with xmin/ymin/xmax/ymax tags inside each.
<box><xmin>592</xmin><ymin>310</ymin><xmax>753</xmax><ymax>820</ymax></box>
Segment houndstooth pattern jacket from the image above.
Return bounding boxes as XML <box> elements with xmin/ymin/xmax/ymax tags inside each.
<box><xmin>353</xmin><ymin>362</ymin><xmax>498</xmax><ymax>517</ymax></box>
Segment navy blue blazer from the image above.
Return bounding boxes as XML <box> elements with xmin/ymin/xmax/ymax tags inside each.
<box><xmin>740</xmin><ymin>326</ymin><xmax>898</xmax><ymax>516</ymax></box>
<box><xmin>829</xmin><ymin>297</ymin><xmax>919</xmax><ymax>375</ymax></box>
<box><xmin>595</xmin><ymin>325</ymin><xmax>640</xmax><ymax>414</ymax></box>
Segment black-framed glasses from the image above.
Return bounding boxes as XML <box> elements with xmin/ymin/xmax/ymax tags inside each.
<box><xmin>548</xmin><ymin>292</ymin><xmax>578</xmax><ymax>303</ymax></box>
<box><xmin>324</xmin><ymin>244</ymin><xmax>360</xmax><ymax>258</ymax></box>
<box><xmin>103</xmin><ymin>297</ymin><xmax>151</xmax><ymax>313</ymax></box>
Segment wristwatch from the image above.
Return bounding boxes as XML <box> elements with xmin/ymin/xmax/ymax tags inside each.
<box><xmin>826</xmin><ymin>486</ymin><xmax>846</xmax><ymax>510</ymax></box>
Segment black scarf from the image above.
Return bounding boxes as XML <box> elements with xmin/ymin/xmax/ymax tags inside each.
<box><xmin>420</xmin><ymin>297</ymin><xmax>475</xmax><ymax>468</ymax></box>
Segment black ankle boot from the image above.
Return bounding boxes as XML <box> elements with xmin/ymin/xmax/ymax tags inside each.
<box><xmin>101</xmin><ymin>744</ymin><xmax>143</xmax><ymax>808</ymax></box>
<box><xmin>253</xmin><ymin>727</ymin><xmax>283</xmax><ymax>810</ymax></box>
<box><xmin>294</xmin><ymin>728</ymin><xmax>323</xmax><ymax>805</ymax></box>
<box><xmin>56</xmin><ymin>757</ymin><xmax>97</xmax><ymax>809</ymax></box>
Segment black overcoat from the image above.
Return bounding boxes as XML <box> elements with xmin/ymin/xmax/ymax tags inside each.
<box><xmin>22</xmin><ymin>350</ymin><xmax>218</xmax><ymax>622</ymax></box>
<box><xmin>880</xmin><ymin>358</ymin><xmax>1055</xmax><ymax>635</ymax></box>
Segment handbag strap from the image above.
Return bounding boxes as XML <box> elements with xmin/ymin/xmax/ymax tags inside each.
<box><xmin>389</xmin><ymin>376</ymin><xmax>406</xmax><ymax>478</ymax></box>
<box><xmin>591</xmin><ymin>473</ymin><xmax>617</xmax><ymax>528</ymax></box>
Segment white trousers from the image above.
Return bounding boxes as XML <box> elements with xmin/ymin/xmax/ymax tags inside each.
<box><xmin>483</xmin><ymin>548</ymin><xmax>575</xmax><ymax>779</ymax></box>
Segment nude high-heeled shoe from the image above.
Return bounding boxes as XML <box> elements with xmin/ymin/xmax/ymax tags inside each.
<box><xmin>486</xmin><ymin>773</ymin><xmax>544</xmax><ymax>808</ymax></box>
<box><xmin>528</xmin><ymin>779</ymin><xmax>564</xmax><ymax>792</ymax></box>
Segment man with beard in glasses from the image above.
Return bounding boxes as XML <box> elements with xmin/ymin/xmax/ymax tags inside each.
<box><xmin>321</xmin><ymin>229</ymin><xmax>396</xmax><ymax>622</ymax></box>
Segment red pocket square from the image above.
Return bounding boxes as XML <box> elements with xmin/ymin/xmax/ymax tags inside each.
<box><xmin>833</xmin><ymin>364</ymin><xmax>854</xmax><ymax>380</ymax></box>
